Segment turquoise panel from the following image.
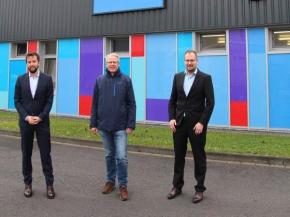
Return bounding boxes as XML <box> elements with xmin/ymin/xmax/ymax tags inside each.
<box><xmin>120</xmin><ymin>57</ymin><xmax>130</xmax><ymax>77</ymax></box>
<box><xmin>57</xmin><ymin>39</ymin><xmax>79</xmax><ymax>115</ymax></box>
<box><xmin>146</xmin><ymin>33</ymin><xmax>177</xmax><ymax>99</ymax></box>
<box><xmin>268</xmin><ymin>54</ymin><xmax>290</xmax><ymax>129</ymax></box>
<box><xmin>199</xmin><ymin>55</ymin><xmax>229</xmax><ymax>126</ymax></box>
<box><xmin>0</xmin><ymin>43</ymin><xmax>9</xmax><ymax>91</ymax></box>
<box><xmin>178</xmin><ymin>32</ymin><xmax>192</xmax><ymax>72</ymax></box>
<box><xmin>51</xmin><ymin>96</ymin><xmax>57</xmax><ymax>114</ymax></box>
<box><xmin>0</xmin><ymin>92</ymin><xmax>8</xmax><ymax>109</ymax></box>
<box><xmin>132</xmin><ymin>57</ymin><xmax>146</xmax><ymax>121</ymax></box>
<box><xmin>248</xmin><ymin>28</ymin><xmax>267</xmax><ymax>128</ymax></box>
<box><xmin>8</xmin><ymin>60</ymin><xmax>26</xmax><ymax>109</ymax></box>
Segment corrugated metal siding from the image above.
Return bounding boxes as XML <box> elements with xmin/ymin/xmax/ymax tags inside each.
<box><xmin>1</xmin><ymin>0</ymin><xmax>290</xmax><ymax>42</ymax></box>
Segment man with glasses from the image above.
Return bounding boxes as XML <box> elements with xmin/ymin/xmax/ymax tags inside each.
<box><xmin>167</xmin><ymin>50</ymin><xmax>215</xmax><ymax>203</ymax></box>
<box><xmin>90</xmin><ymin>52</ymin><xmax>136</xmax><ymax>201</ymax></box>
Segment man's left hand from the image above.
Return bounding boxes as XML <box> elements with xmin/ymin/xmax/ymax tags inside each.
<box><xmin>193</xmin><ymin>122</ymin><xmax>204</xmax><ymax>135</ymax></box>
<box><xmin>126</xmin><ymin>128</ymin><xmax>133</xmax><ymax>134</ymax></box>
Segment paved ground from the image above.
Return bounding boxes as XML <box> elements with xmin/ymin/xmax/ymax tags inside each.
<box><xmin>0</xmin><ymin>134</ymin><xmax>289</xmax><ymax>217</ymax></box>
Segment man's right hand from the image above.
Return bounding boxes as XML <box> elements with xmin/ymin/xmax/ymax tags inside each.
<box><xmin>90</xmin><ymin>127</ymin><xmax>99</xmax><ymax>134</ymax></box>
<box><xmin>169</xmin><ymin>119</ymin><xmax>177</xmax><ymax>133</ymax></box>
<box><xmin>25</xmin><ymin>116</ymin><xmax>40</xmax><ymax>125</ymax></box>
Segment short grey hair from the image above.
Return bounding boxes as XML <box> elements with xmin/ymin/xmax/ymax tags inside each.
<box><xmin>184</xmin><ymin>50</ymin><xmax>198</xmax><ymax>60</ymax></box>
<box><xmin>106</xmin><ymin>52</ymin><xmax>120</xmax><ymax>63</ymax></box>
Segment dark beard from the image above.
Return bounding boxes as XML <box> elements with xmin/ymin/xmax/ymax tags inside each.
<box><xmin>29</xmin><ymin>66</ymin><xmax>38</xmax><ymax>73</ymax></box>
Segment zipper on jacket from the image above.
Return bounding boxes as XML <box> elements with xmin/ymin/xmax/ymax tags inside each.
<box><xmin>113</xmin><ymin>80</ymin><xmax>116</xmax><ymax>96</ymax></box>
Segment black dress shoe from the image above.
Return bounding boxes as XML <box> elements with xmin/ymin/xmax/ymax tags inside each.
<box><xmin>167</xmin><ymin>187</ymin><xmax>182</xmax><ymax>200</ymax></box>
<box><xmin>24</xmin><ymin>184</ymin><xmax>32</xmax><ymax>198</ymax></box>
<box><xmin>192</xmin><ymin>192</ymin><xmax>203</xmax><ymax>203</ymax></box>
<box><xmin>47</xmin><ymin>185</ymin><xmax>55</xmax><ymax>199</ymax></box>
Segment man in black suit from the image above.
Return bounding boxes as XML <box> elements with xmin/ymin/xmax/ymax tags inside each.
<box><xmin>14</xmin><ymin>52</ymin><xmax>55</xmax><ymax>199</ymax></box>
<box><xmin>167</xmin><ymin>50</ymin><xmax>215</xmax><ymax>203</ymax></box>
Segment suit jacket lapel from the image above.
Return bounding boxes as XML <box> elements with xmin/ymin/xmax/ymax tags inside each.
<box><xmin>24</xmin><ymin>73</ymin><xmax>34</xmax><ymax>99</ymax></box>
<box><xmin>178</xmin><ymin>72</ymin><xmax>187</xmax><ymax>98</ymax></box>
<box><xmin>187</xmin><ymin>69</ymin><xmax>201</xmax><ymax>96</ymax></box>
<box><xmin>33</xmin><ymin>72</ymin><xmax>43</xmax><ymax>99</ymax></box>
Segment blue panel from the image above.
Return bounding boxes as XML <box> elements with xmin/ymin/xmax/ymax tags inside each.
<box><xmin>132</xmin><ymin>57</ymin><xmax>145</xmax><ymax>121</ymax></box>
<box><xmin>0</xmin><ymin>43</ymin><xmax>9</xmax><ymax>91</ymax></box>
<box><xmin>199</xmin><ymin>56</ymin><xmax>229</xmax><ymax>126</ymax></box>
<box><xmin>146</xmin><ymin>33</ymin><xmax>177</xmax><ymax>99</ymax></box>
<box><xmin>269</xmin><ymin>54</ymin><xmax>290</xmax><ymax>129</ymax></box>
<box><xmin>0</xmin><ymin>92</ymin><xmax>8</xmax><ymax>109</ymax></box>
<box><xmin>8</xmin><ymin>60</ymin><xmax>26</xmax><ymax>109</ymax></box>
<box><xmin>57</xmin><ymin>39</ymin><xmax>79</xmax><ymax>115</ymax></box>
<box><xmin>248</xmin><ymin>28</ymin><xmax>267</xmax><ymax>128</ymax></box>
<box><xmin>51</xmin><ymin>96</ymin><xmax>57</xmax><ymax>114</ymax></box>
<box><xmin>178</xmin><ymin>32</ymin><xmax>192</xmax><ymax>72</ymax></box>
<box><xmin>94</xmin><ymin>0</ymin><xmax>164</xmax><ymax>14</ymax></box>
<box><xmin>120</xmin><ymin>57</ymin><xmax>130</xmax><ymax>77</ymax></box>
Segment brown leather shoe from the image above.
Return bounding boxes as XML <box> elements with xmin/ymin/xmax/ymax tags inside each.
<box><xmin>119</xmin><ymin>186</ymin><xmax>129</xmax><ymax>201</ymax></box>
<box><xmin>192</xmin><ymin>192</ymin><xmax>203</xmax><ymax>203</ymax></box>
<box><xmin>24</xmin><ymin>184</ymin><xmax>32</xmax><ymax>198</ymax></box>
<box><xmin>102</xmin><ymin>182</ymin><xmax>115</xmax><ymax>194</ymax></box>
<box><xmin>47</xmin><ymin>185</ymin><xmax>55</xmax><ymax>199</ymax></box>
<box><xmin>167</xmin><ymin>187</ymin><xmax>182</xmax><ymax>200</ymax></box>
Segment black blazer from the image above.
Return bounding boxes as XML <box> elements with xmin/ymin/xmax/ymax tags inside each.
<box><xmin>168</xmin><ymin>69</ymin><xmax>215</xmax><ymax>126</ymax></box>
<box><xmin>14</xmin><ymin>72</ymin><xmax>53</xmax><ymax>124</ymax></box>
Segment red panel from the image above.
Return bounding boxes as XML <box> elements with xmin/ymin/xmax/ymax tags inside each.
<box><xmin>28</xmin><ymin>41</ymin><xmax>38</xmax><ymax>52</ymax></box>
<box><xmin>230</xmin><ymin>101</ymin><xmax>248</xmax><ymax>127</ymax></box>
<box><xmin>79</xmin><ymin>96</ymin><xmax>92</xmax><ymax>116</ymax></box>
<box><xmin>131</xmin><ymin>35</ymin><xmax>144</xmax><ymax>57</ymax></box>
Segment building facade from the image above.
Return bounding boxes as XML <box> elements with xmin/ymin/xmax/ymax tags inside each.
<box><xmin>1</xmin><ymin>0</ymin><xmax>290</xmax><ymax>131</ymax></box>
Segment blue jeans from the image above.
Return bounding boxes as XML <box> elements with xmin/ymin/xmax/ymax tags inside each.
<box><xmin>99</xmin><ymin>130</ymin><xmax>128</xmax><ymax>187</ymax></box>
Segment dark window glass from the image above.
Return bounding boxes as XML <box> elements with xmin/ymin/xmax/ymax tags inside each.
<box><xmin>272</xmin><ymin>30</ymin><xmax>290</xmax><ymax>48</ymax></box>
<box><xmin>200</xmin><ymin>33</ymin><xmax>226</xmax><ymax>51</ymax></box>
<box><xmin>17</xmin><ymin>43</ymin><xmax>27</xmax><ymax>56</ymax></box>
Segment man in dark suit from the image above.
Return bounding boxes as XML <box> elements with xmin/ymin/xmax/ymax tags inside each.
<box><xmin>167</xmin><ymin>50</ymin><xmax>215</xmax><ymax>203</ymax></box>
<box><xmin>14</xmin><ymin>52</ymin><xmax>55</xmax><ymax>199</ymax></box>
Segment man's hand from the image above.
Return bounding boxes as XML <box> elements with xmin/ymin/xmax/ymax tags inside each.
<box><xmin>126</xmin><ymin>128</ymin><xmax>133</xmax><ymax>134</ymax></box>
<box><xmin>169</xmin><ymin>119</ymin><xmax>177</xmax><ymax>133</ymax></box>
<box><xmin>90</xmin><ymin>127</ymin><xmax>99</xmax><ymax>134</ymax></box>
<box><xmin>193</xmin><ymin>122</ymin><xmax>204</xmax><ymax>135</ymax></box>
<box><xmin>26</xmin><ymin>116</ymin><xmax>42</xmax><ymax>125</ymax></box>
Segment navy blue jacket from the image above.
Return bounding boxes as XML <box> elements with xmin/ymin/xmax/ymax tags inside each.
<box><xmin>90</xmin><ymin>69</ymin><xmax>136</xmax><ymax>131</ymax></box>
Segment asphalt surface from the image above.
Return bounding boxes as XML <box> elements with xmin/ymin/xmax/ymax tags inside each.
<box><xmin>0</xmin><ymin>134</ymin><xmax>290</xmax><ymax>217</ymax></box>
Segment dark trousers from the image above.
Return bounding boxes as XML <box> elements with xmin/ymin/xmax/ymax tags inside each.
<box><xmin>20</xmin><ymin>121</ymin><xmax>54</xmax><ymax>186</ymax></box>
<box><xmin>172</xmin><ymin>117</ymin><xmax>207</xmax><ymax>192</ymax></box>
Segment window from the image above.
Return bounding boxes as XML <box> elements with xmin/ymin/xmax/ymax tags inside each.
<box><xmin>198</xmin><ymin>33</ymin><xmax>226</xmax><ymax>52</ymax></box>
<box><xmin>106</xmin><ymin>36</ymin><xmax>129</xmax><ymax>55</ymax></box>
<box><xmin>39</xmin><ymin>41</ymin><xmax>57</xmax><ymax>92</ymax></box>
<box><xmin>11</xmin><ymin>42</ymin><xmax>27</xmax><ymax>58</ymax></box>
<box><xmin>271</xmin><ymin>30</ymin><xmax>290</xmax><ymax>49</ymax></box>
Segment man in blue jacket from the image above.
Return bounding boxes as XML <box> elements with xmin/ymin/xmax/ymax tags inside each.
<box><xmin>90</xmin><ymin>52</ymin><xmax>136</xmax><ymax>201</ymax></box>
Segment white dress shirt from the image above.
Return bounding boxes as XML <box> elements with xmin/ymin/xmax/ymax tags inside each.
<box><xmin>29</xmin><ymin>70</ymin><xmax>40</xmax><ymax>98</ymax></box>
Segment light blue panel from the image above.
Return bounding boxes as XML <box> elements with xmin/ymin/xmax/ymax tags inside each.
<box><xmin>268</xmin><ymin>54</ymin><xmax>290</xmax><ymax>129</ymax></box>
<box><xmin>8</xmin><ymin>60</ymin><xmax>26</xmax><ymax>109</ymax></box>
<box><xmin>199</xmin><ymin>56</ymin><xmax>229</xmax><ymax>126</ymax></box>
<box><xmin>57</xmin><ymin>39</ymin><xmax>79</xmax><ymax>115</ymax></box>
<box><xmin>120</xmin><ymin>57</ymin><xmax>130</xmax><ymax>77</ymax></box>
<box><xmin>248</xmin><ymin>28</ymin><xmax>267</xmax><ymax>128</ymax></box>
<box><xmin>146</xmin><ymin>33</ymin><xmax>177</xmax><ymax>99</ymax></box>
<box><xmin>178</xmin><ymin>32</ymin><xmax>192</xmax><ymax>72</ymax></box>
<box><xmin>0</xmin><ymin>92</ymin><xmax>8</xmax><ymax>109</ymax></box>
<box><xmin>0</xmin><ymin>43</ymin><xmax>9</xmax><ymax>109</ymax></box>
<box><xmin>50</xmin><ymin>96</ymin><xmax>57</xmax><ymax>114</ymax></box>
<box><xmin>132</xmin><ymin>57</ymin><xmax>145</xmax><ymax>121</ymax></box>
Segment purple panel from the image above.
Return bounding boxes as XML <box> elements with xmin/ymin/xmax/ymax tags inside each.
<box><xmin>229</xmin><ymin>30</ymin><xmax>247</xmax><ymax>101</ymax></box>
<box><xmin>146</xmin><ymin>99</ymin><xmax>169</xmax><ymax>122</ymax></box>
<box><xmin>80</xmin><ymin>38</ymin><xmax>103</xmax><ymax>96</ymax></box>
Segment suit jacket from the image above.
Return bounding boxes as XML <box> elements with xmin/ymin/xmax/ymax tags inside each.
<box><xmin>168</xmin><ymin>69</ymin><xmax>215</xmax><ymax>126</ymax></box>
<box><xmin>14</xmin><ymin>72</ymin><xmax>53</xmax><ymax>125</ymax></box>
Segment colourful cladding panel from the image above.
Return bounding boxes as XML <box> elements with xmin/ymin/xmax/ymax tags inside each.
<box><xmin>229</xmin><ymin>29</ymin><xmax>247</xmax><ymax>101</ymax></box>
<box><xmin>28</xmin><ymin>41</ymin><xmax>37</xmax><ymax>52</ymax></box>
<box><xmin>79</xmin><ymin>96</ymin><xmax>92</xmax><ymax>116</ymax></box>
<box><xmin>178</xmin><ymin>32</ymin><xmax>192</xmax><ymax>72</ymax></box>
<box><xmin>230</xmin><ymin>101</ymin><xmax>248</xmax><ymax>127</ymax></box>
<box><xmin>268</xmin><ymin>54</ymin><xmax>290</xmax><ymax>129</ymax></box>
<box><xmin>131</xmin><ymin>35</ymin><xmax>144</xmax><ymax>57</ymax></box>
<box><xmin>0</xmin><ymin>43</ymin><xmax>9</xmax><ymax>108</ymax></box>
<box><xmin>199</xmin><ymin>55</ymin><xmax>229</xmax><ymax>126</ymax></box>
<box><xmin>8</xmin><ymin>60</ymin><xmax>26</xmax><ymax>109</ymax></box>
<box><xmin>132</xmin><ymin>57</ymin><xmax>146</xmax><ymax>121</ymax></box>
<box><xmin>57</xmin><ymin>39</ymin><xmax>79</xmax><ymax>115</ymax></box>
<box><xmin>120</xmin><ymin>57</ymin><xmax>130</xmax><ymax>77</ymax></box>
<box><xmin>248</xmin><ymin>28</ymin><xmax>267</xmax><ymax>128</ymax></box>
<box><xmin>80</xmin><ymin>38</ymin><xmax>103</xmax><ymax>96</ymax></box>
<box><xmin>146</xmin><ymin>99</ymin><xmax>169</xmax><ymax>122</ymax></box>
<box><xmin>146</xmin><ymin>33</ymin><xmax>177</xmax><ymax>99</ymax></box>
<box><xmin>51</xmin><ymin>96</ymin><xmax>57</xmax><ymax>114</ymax></box>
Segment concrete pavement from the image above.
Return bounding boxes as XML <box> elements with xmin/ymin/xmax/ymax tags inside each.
<box><xmin>0</xmin><ymin>134</ymin><xmax>290</xmax><ymax>217</ymax></box>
